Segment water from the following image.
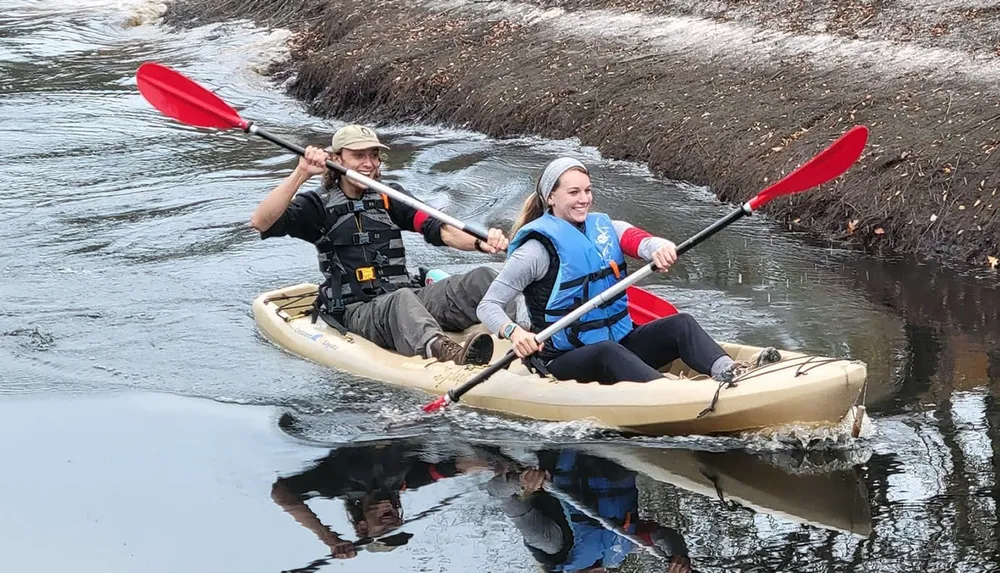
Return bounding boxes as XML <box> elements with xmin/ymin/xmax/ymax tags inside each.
<box><xmin>0</xmin><ymin>1</ymin><xmax>998</xmax><ymax>571</ymax></box>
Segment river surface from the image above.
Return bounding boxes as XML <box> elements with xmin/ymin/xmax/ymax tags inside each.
<box><xmin>1</xmin><ymin>2</ymin><xmax>999</xmax><ymax>571</ymax></box>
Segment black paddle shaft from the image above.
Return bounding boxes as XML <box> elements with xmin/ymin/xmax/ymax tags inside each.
<box><xmin>448</xmin><ymin>351</ymin><xmax>518</xmax><ymax>402</ymax></box>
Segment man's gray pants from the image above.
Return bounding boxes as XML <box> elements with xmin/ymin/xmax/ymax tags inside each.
<box><xmin>344</xmin><ymin>266</ymin><xmax>504</xmax><ymax>357</ymax></box>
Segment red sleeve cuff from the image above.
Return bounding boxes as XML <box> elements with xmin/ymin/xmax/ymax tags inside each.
<box><xmin>413</xmin><ymin>211</ymin><xmax>429</xmax><ymax>233</ymax></box>
<box><xmin>619</xmin><ymin>227</ymin><xmax>652</xmax><ymax>259</ymax></box>
<box><xmin>427</xmin><ymin>464</ymin><xmax>445</xmax><ymax>481</ymax></box>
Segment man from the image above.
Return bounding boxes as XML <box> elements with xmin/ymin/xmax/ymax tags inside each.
<box><xmin>270</xmin><ymin>438</ymin><xmax>494</xmax><ymax>559</ymax></box>
<box><xmin>250</xmin><ymin>124</ymin><xmax>508</xmax><ymax>365</ymax></box>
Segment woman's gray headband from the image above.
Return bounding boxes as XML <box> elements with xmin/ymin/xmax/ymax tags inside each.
<box><xmin>536</xmin><ymin>158</ymin><xmax>588</xmax><ymax>205</ymax></box>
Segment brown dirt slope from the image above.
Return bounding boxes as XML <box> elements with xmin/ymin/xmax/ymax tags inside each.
<box><xmin>164</xmin><ymin>0</ymin><xmax>1000</xmax><ymax>270</ymax></box>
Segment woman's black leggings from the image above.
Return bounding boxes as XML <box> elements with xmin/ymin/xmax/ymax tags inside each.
<box><xmin>545</xmin><ymin>313</ymin><xmax>728</xmax><ymax>384</ymax></box>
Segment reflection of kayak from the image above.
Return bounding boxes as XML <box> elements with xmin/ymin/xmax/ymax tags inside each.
<box><xmin>584</xmin><ymin>443</ymin><xmax>872</xmax><ymax>537</ymax></box>
<box><xmin>253</xmin><ymin>284</ymin><xmax>868</xmax><ymax>436</ymax></box>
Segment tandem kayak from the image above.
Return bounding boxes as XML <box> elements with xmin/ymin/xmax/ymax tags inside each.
<box><xmin>252</xmin><ymin>283</ymin><xmax>868</xmax><ymax>436</ymax></box>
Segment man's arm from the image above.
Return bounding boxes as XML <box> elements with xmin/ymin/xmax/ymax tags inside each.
<box><xmin>271</xmin><ymin>479</ymin><xmax>357</xmax><ymax>558</ymax></box>
<box><xmin>250</xmin><ymin>169</ymin><xmax>312</xmax><ymax>232</ymax></box>
<box><xmin>384</xmin><ymin>184</ymin><xmax>508</xmax><ymax>252</ymax></box>
<box><xmin>439</xmin><ymin>224</ymin><xmax>508</xmax><ymax>253</ymax></box>
<box><xmin>250</xmin><ymin>146</ymin><xmax>327</xmax><ymax>233</ymax></box>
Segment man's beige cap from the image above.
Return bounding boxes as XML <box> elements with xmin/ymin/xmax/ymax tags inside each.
<box><xmin>328</xmin><ymin>124</ymin><xmax>390</xmax><ymax>153</ymax></box>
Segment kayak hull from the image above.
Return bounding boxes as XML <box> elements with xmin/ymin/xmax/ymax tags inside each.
<box><xmin>252</xmin><ymin>283</ymin><xmax>867</xmax><ymax>436</ymax></box>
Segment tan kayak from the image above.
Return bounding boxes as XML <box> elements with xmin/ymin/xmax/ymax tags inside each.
<box><xmin>252</xmin><ymin>283</ymin><xmax>868</xmax><ymax>436</ymax></box>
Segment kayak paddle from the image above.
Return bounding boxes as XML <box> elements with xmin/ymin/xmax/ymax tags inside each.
<box><xmin>134</xmin><ymin>61</ymin><xmax>677</xmax><ymax>323</ymax></box>
<box><xmin>136</xmin><ymin>62</ymin><xmax>487</xmax><ymax>240</ymax></box>
<box><xmin>422</xmin><ymin>124</ymin><xmax>870</xmax><ymax>413</ymax></box>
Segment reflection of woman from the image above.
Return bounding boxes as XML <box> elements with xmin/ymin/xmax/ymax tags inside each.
<box><xmin>271</xmin><ymin>440</ymin><xmax>487</xmax><ymax>559</ymax></box>
<box><xmin>486</xmin><ymin>449</ymin><xmax>693</xmax><ymax>572</ymax></box>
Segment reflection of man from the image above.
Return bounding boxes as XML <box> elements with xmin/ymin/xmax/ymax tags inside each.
<box><xmin>486</xmin><ymin>449</ymin><xmax>692</xmax><ymax>573</ymax></box>
<box><xmin>271</xmin><ymin>440</ymin><xmax>488</xmax><ymax>559</ymax></box>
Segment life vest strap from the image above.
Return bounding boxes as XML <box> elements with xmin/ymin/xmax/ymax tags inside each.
<box><xmin>355</xmin><ymin>264</ymin><xmax>408</xmax><ymax>282</ymax></box>
<box><xmin>325</xmin><ymin>197</ymin><xmax>387</xmax><ymax>217</ymax></box>
<box><xmin>542</xmin><ymin>290</ymin><xmax>628</xmax><ymax>319</ymax></box>
<box><xmin>559</xmin><ymin>264</ymin><xmax>621</xmax><ymax>290</ymax></box>
<box><xmin>574</xmin><ymin>308</ymin><xmax>630</xmax><ymax>333</ymax></box>
<box><xmin>310</xmin><ymin>294</ymin><xmax>349</xmax><ymax>336</ymax></box>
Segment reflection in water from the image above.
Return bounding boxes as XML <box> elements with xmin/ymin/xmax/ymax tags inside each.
<box><xmin>268</xmin><ymin>435</ymin><xmax>873</xmax><ymax>572</ymax></box>
<box><xmin>487</xmin><ymin>448</ymin><xmax>694</xmax><ymax>573</ymax></box>
<box><xmin>270</xmin><ymin>438</ymin><xmax>488</xmax><ymax>561</ymax></box>
<box><xmin>831</xmin><ymin>255</ymin><xmax>1000</xmax><ymax>413</ymax></box>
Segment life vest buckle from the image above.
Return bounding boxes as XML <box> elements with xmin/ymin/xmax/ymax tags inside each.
<box><xmin>355</xmin><ymin>267</ymin><xmax>377</xmax><ymax>282</ymax></box>
<box><xmin>347</xmin><ymin>200</ymin><xmax>366</xmax><ymax>213</ymax></box>
<box><xmin>373</xmin><ymin>252</ymin><xmax>389</xmax><ymax>267</ymax></box>
<box><xmin>352</xmin><ymin>232</ymin><xmax>371</xmax><ymax>245</ymax></box>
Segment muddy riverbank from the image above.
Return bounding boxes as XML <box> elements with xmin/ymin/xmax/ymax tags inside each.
<box><xmin>162</xmin><ymin>0</ymin><xmax>1000</xmax><ymax>270</ymax></box>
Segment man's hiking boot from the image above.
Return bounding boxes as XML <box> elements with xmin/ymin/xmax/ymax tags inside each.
<box><xmin>428</xmin><ymin>332</ymin><xmax>494</xmax><ymax>366</ymax></box>
<box><xmin>461</xmin><ymin>332</ymin><xmax>495</xmax><ymax>365</ymax></box>
<box><xmin>713</xmin><ymin>346</ymin><xmax>782</xmax><ymax>385</ymax></box>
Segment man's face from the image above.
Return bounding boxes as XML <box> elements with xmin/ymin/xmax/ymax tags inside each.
<box><xmin>354</xmin><ymin>498</ymin><xmax>402</xmax><ymax>538</ymax></box>
<box><xmin>336</xmin><ymin>147</ymin><xmax>382</xmax><ymax>184</ymax></box>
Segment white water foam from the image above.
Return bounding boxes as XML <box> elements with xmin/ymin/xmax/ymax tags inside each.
<box><xmin>7</xmin><ymin>0</ymin><xmax>167</xmax><ymax>21</ymax></box>
<box><xmin>428</xmin><ymin>0</ymin><xmax>1000</xmax><ymax>85</ymax></box>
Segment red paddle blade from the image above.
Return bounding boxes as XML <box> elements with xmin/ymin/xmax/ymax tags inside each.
<box><xmin>626</xmin><ymin>286</ymin><xmax>678</xmax><ymax>325</ymax></box>
<box><xmin>136</xmin><ymin>62</ymin><xmax>248</xmax><ymax>131</ymax></box>
<box><xmin>422</xmin><ymin>396</ymin><xmax>447</xmax><ymax>413</ymax></box>
<box><xmin>748</xmin><ymin>125</ymin><xmax>868</xmax><ymax>211</ymax></box>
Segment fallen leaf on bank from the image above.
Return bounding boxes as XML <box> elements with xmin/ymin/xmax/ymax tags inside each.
<box><xmin>847</xmin><ymin>219</ymin><xmax>859</xmax><ymax>235</ymax></box>
<box><xmin>988</xmin><ymin>256</ymin><xmax>998</xmax><ymax>269</ymax></box>
<box><xmin>930</xmin><ymin>213</ymin><xmax>939</xmax><ymax>222</ymax></box>
<box><xmin>874</xmin><ymin>227</ymin><xmax>885</xmax><ymax>235</ymax></box>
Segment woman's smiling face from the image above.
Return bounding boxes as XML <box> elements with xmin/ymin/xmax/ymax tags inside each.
<box><xmin>547</xmin><ymin>168</ymin><xmax>592</xmax><ymax>223</ymax></box>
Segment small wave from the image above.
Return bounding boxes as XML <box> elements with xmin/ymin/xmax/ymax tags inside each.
<box><xmin>2</xmin><ymin>327</ymin><xmax>56</xmax><ymax>351</ymax></box>
<box><xmin>739</xmin><ymin>406</ymin><xmax>875</xmax><ymax>452</ymax></box>
<box><xmin>121</xmin><ymin>1</ymin><xmax>168</xmax><ymax>28</ymax></box>
<box><xmin>380</xmin><ymin>403</ymin><xmax>616</xmax><ymax>442</ymax></box>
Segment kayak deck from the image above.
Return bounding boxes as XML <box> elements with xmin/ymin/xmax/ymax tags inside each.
<box><xmin>252</xmin><ymin>283</ymin><xmax>867</xmax><ymax>436</ymax></box>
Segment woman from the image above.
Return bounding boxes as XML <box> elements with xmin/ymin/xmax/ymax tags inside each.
<box><xmin>476</xmin><ymin>157</ymin><xmax>778</xmax><ymax>384</ymax></box>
